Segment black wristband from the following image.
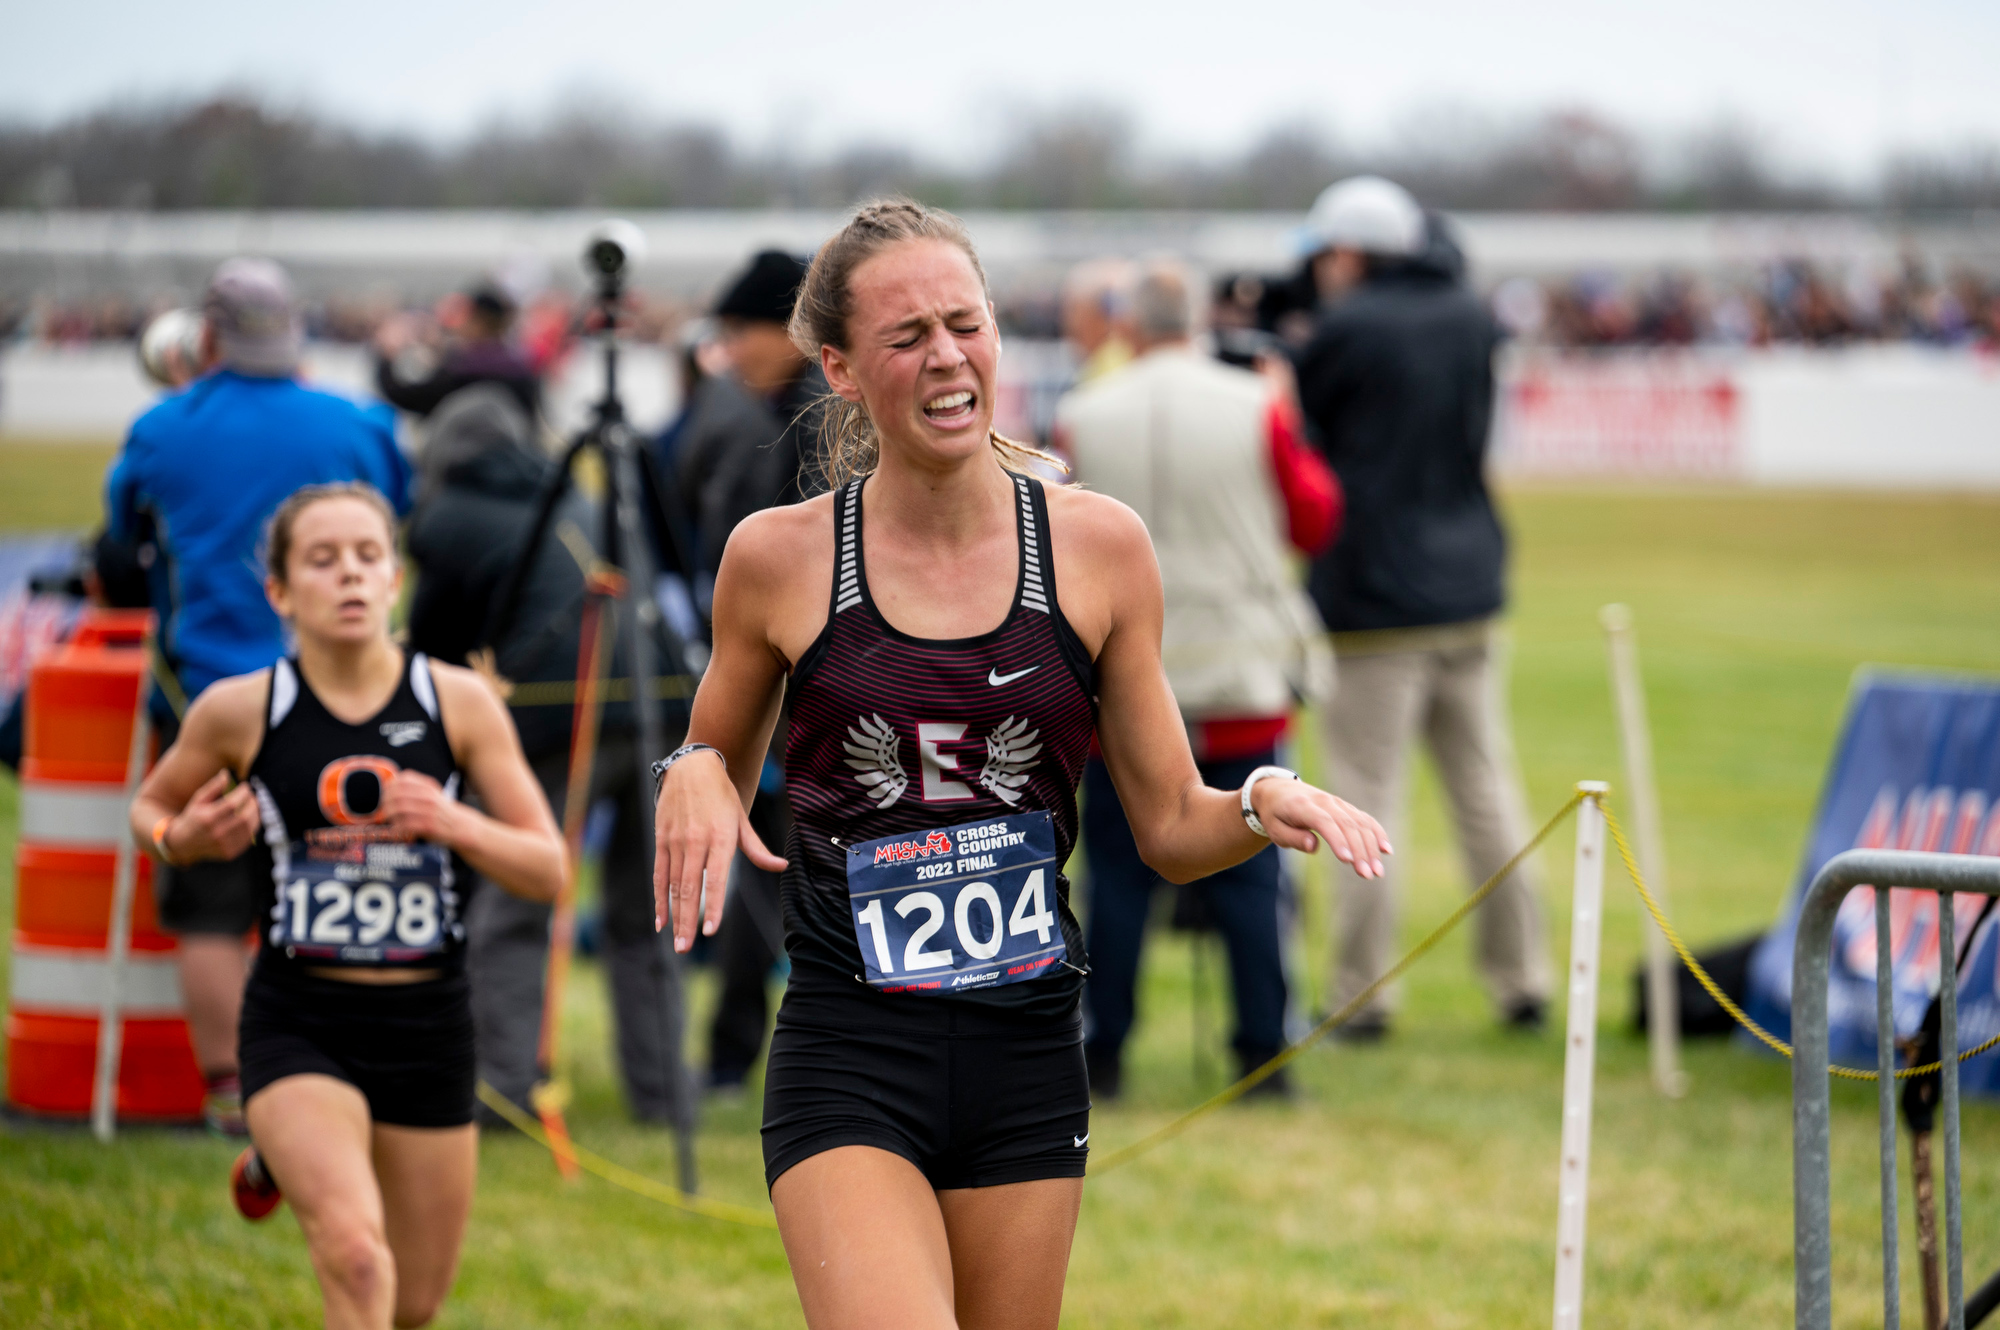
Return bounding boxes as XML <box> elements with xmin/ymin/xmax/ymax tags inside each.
<box><xmin>650</xmin><ymin>743</ymin><xmax>726</xmax><ymax>798</ymax></box>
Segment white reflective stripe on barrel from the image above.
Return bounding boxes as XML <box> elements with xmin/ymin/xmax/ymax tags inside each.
<box><xmin>8</xmin><ymin>946</ymin><xmax>183</xmax><ymax>1015</ymax></box>
<box><xmin>18</xmin><ymin>782</ymin><xmax>131</xmax><ymax>848</ymax></box>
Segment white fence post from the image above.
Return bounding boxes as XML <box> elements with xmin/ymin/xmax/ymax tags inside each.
<box><xmin>1553</xmin><ymin>782</ymin><xmax>1610</xmax><ymax>1330</ymax></box>
<box><xmin>1600</xmin><ymin>604</ymin><xmax>1687</xmax><ymax>1099</ymax></box>
<box><xmin>91</xmin><ymin>692</ymin><xmax>153</xmax><ymax>1143</ymax></box>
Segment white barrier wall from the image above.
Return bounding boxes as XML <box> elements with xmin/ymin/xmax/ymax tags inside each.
<box><xmin>10</xmin><ymin>339</ymin><xmax>2000</xmax><ymax>490</ymax></box>
<box><xmin>1492</xmin><ymin>346</ymin><xmax>2000</xmax><ymax>487</ymax></box>
<box><xmin>0</xmin><ymin>341</ymin><xmax>679</xmax><ymax>442</ymax></box>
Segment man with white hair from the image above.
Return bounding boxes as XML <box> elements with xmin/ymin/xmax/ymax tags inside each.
<box><xmin>1057</xmin><ymin>259</ymin><xmax>1342</xmax><ymax>1098</ymax></box>
<box><xmin>1294</xmin><ymin>176</ymin><xmax>1551</xmax><ymax>1039</ymax></box>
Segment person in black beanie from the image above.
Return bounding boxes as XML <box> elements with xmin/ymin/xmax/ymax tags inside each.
<box><xmin>669</xmin><ymin>248</ymin><xmax>828</xmax><ymax>1094</ymax></box>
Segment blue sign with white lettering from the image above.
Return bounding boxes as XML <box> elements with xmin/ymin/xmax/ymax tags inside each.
<box><xmin>846</xmin><ymin>811</ymin><xmax>1067</xmax><ymax>995</ymax></box>
<box><xmin>1743</xmin><ymin>670</ymin><xmax>2000</xmax><ymax>1095</ymax></box>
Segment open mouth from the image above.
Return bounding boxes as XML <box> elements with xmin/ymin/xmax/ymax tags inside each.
<box><xmin>922</xmin><ymin>389</ymin><xmax>977</xmax><ymax>426</ymax></box>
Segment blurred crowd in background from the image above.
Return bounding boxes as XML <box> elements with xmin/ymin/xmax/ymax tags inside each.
<box><xmin>10</xmin><ymin>256</ymin><xmax>2000</xmax><ymax>355</ymax></box>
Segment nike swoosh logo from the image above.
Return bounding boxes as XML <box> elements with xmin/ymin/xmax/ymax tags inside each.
<box><xmin>1073</xmin><ymin>1133</ymin><xmax>1090</xmax><ymax>1148</ymax></box>
<box><xmin>989</xmin><ymin>666</ymin><xmax>1039</xmax><ymax>687</ymax></box>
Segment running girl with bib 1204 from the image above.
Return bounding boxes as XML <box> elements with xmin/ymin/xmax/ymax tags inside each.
<box><xmin>130</xmin><ymin>482</ymin><xmax>564</xmax><ymax>1330</ymax></box>
<box><xmin>651</xmin><ymin>200</ymin><xmax>1391</xmax><ymax>1330</ymax></box>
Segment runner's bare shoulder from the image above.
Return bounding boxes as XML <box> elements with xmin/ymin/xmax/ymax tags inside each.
<box><xmin>422</xmin><ymin>658</ymin><xmax>522</xmax><ymax>757</ymax></box>
<box><xmin>715</xmin><ymin>492</ymin><xmax>838</xmax><ymax>607</ymax></box>
<box><xmin>1039</xmin><ymin>484</ymin><xmax>1156</xmax><ymax>652</ymax></box>
<box><xmin>177</xmin><ymin>668</ymin><xmax>274</xmax><ymax>770</ymax></box>
<box><xmin>1041</xmin><ymin>483</ymin><xmax>1150</xmax><ymax>561</ymax></box>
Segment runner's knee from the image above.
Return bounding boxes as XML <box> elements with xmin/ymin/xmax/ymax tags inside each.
<box><xmin>311</xmin><ymin>1222</ymin><xmax>393</xmax><ymax>1308</ymax></box>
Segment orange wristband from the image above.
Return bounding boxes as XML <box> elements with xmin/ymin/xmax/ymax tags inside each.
<box><xmin>151</xmin><ymin>815</ymin><xmax>182</xmax><ymax>867</ymax></box>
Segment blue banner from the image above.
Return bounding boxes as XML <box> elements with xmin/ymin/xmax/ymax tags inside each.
<box><xmin>1743</xmin><ymin>671</ymin><xmax>2000</xmax><ymax>1093</ymax></box>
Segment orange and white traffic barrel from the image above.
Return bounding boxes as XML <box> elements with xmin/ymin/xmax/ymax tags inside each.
<box><xmin>6</xmin><ymin>608</ymin><xmax>202</xmax><ymax>1121</ymax></box>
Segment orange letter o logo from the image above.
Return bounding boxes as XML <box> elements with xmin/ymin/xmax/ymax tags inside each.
<box><xmin>317</xmin><ymin>755</ymin><xmax>402</xmax><ymax>825</ymax></box>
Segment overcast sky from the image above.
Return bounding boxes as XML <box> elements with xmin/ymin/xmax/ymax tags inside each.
<box><xmin>8</xmin><ymin>0</ymin><xmax>1998</xmax><ymax>177</ymax></box>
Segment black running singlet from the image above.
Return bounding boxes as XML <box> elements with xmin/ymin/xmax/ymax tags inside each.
<box><xmin>782</xmin><ymin>473</ymin><xmax>1098</xmax><ymax>1016</ymax></box>
<box><xmin>245</xmin><ymin>653</ymin><xmax>470</xmax><ymax>974</ymax></box>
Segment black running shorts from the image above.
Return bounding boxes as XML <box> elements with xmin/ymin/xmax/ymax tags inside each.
<box><xmin>238</xmin><ymin>964</ymin><xmax>475</xmax><ymax>1128</ymax></box>
<box><xmin>156</xmin><ymin>852</ymin><xmax>263</xmax><ymax>936</ymax></box>
<box><xmin>761</xmin><ymin>972</ymin><xmax>1091</xmax><ymax>1191</ymax></box>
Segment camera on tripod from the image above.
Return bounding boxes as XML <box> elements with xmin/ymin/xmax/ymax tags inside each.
<box><xmin>583</xmin><ymin>220</ymin><xmax>647</xmax><ymax>295</ymax></box>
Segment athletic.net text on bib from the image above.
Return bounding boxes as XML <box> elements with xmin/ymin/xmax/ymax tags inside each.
<box><xmin>846</xmin><ymin>811</ymin><xmax>1066</xmax><ymax>994</ymax></box>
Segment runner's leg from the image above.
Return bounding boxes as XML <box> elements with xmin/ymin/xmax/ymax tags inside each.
<box><xmin>177</xmin><ymin>934</ymin><xmax>249</xmax><ymax>1075</ymax></box>
<box><xmin>938</xmin><ymin>1177</ymin><xmax>1084</xmax><ymax>1330</ymax></box>
<box><xmin>246</xmin><ymin>1074</ymin><xmax>395</xmax><ymax>1330</ymax></box>
<box><xmin>772</xmin><ymin>1145</ymin><xmax>957</xmax><ymax>1330</ymax></box>
<box><xmin>372</xmin><ymin>1123</ymin><xmax>478</xmax><ymax>1328</ymax></box>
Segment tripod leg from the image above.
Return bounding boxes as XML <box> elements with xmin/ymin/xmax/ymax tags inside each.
<box><xmin>1916</xmin><ymin>1128</ymin><xmax>1945</xmax><ymax>1330</ymax></box>
<box><xmin>604</xmin><ymin>423</ymin><xmax>701</xmax><ymax>1195</ymax></box>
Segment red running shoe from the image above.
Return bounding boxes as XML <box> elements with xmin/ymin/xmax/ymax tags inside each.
<box><xmin>231</xmin><ymin>1148</ymin><xmax>283</xmax><ymax>1221</ymax></box>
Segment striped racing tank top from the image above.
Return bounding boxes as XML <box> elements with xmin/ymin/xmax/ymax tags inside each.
<box><xmin>781</xmin><ymin>472</ymin><xmax>1097</xmax><ymax>1016</ymax></box>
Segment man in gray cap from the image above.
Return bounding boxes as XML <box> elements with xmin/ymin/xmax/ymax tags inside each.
<box><xmin>104</xmin><ymin>257</ymin><xmax>411</xmax><ymax>1134</ymax></box>
<box><xmin>1291</xmin><ymin>177</ymin><xmax>1551</xmax><ymax>1040</ymax></box>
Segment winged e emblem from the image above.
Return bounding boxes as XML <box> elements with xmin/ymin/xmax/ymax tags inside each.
<box><xmin>844</xmin><ymin>714</ymin><xmax>908</xmax><ymax>809</ymax></box>
<box><xmin>978</xmin><ymin>716</ymin><xmax>1042</xmax><ymax>807</ymax></box>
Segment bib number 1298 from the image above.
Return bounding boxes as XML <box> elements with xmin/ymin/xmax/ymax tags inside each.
<box><xmin>846</xmin><ymin>812</ymin><xmax>1067</xmax><ymax>994</ymax></box>
<box><xmin>272</xmin><ymin>840</ymin><xmax>457</xmax><ymax>965</ymax></box>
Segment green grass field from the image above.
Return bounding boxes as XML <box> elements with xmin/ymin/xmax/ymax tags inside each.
<box><xmin>3</xmin><ymin>443</ymin><xmax>1999</xmax><ymax>1327</ymax></box>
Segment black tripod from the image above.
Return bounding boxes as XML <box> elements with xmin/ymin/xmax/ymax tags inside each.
<box><xmin>484</xmin><ymin>223</ymin><xmax>703</xmax><ymax>1193</ymax></box>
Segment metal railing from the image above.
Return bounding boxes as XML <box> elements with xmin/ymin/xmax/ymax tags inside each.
<box><xmin>1792</xmin><ymin>849</ymin><xmax>2000</xmax><ymax>1330</ymax></box>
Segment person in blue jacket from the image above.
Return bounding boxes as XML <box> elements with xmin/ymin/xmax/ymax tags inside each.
<box><xmin>104</xmin><ymin>257</ymin><xmax>411</xmax><ymax>1135</ymax></box>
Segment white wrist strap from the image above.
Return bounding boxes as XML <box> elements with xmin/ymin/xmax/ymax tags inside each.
<box><xmin>1240</xmin><ymin>765</ymin><xmax>1298</xmax><ymax>838</ymax></box>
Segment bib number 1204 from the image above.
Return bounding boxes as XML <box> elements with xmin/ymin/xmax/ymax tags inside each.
<box><xmin>845</xmin><ymin>812</ymin><xmax>1067</xmax><ymax>994</ymax></box>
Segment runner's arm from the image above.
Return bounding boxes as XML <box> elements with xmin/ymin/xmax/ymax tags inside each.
<box><xmin>401</xmin><ymin>665</ymin><xmax>565</xmax><ymax>902</ymax></box>
<box><xmin>653</xmin><ymin>508</ymin><xmax>797</xmax><ymax>952</ymax></box>
<box><xmin>1084</xmin><ymin>497</ymin><xmax>1389</xmax><ymax>883</ymax></box>
<box><xmin>129</xmin><ymin>673</ymin><xmax>266</xmax><ymax>865</ymax></box>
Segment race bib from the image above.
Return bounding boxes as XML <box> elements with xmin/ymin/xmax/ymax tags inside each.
<box><xmin>271</xmin><ymin>839</ymin><xmax>459</xmax><ymax>965</ymax></box>
<box><xmin>846</xmin><ymin>812</ymin><xmax>1067</xmax><ymax>995</ymax></box>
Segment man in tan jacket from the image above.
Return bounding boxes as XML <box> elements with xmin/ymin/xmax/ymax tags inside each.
<box><xmin>1057</xmin><ymin>259</ymin><xmax>1342</xmax><ymax>1097</ymax></box>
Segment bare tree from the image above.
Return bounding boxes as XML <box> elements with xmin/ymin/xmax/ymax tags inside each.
<box><xmin>4</xmin><ymin>90</ymin><xmax>1997</xmax><ymax>214</ymax></box>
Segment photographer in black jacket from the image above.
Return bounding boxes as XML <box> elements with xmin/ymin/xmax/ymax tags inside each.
<box><xmin>404</xmin><ymin>385</ymin><xmax>691</xmax><ymax>1124</ymax></box>
<box><xmin>667</xmin><ymin>249</ymin><xmax>826</xmax><ymax>1093</ymax></box>
<box><xmin>1294</xmin><ymin>176</ymin><xmax>1550</xmax><ymax>1040</ymax></box>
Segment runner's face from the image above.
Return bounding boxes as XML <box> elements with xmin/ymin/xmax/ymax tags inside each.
<box><xmin>266</xmin><ymin>498</ymin><xmax>401</xmax><ymax>644</ymax></box>
<box><xmin>825</xmin><ymin>238</ymin><xmax>999</xmax><ymax>467</ymax></box>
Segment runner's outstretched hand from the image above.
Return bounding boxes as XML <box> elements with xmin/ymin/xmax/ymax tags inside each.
<box><xmin>653</xmin><ymin>751</ymin><xmax>788</xmax><ymax>953</ymax></box>
<box><xmin>1249</xmin><ymin>779</ymin><xmax>1393</xmax><ymax>879</ymax></box>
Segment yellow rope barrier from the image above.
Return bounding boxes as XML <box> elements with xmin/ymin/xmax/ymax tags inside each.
<box><xmin>1085</xmin><ymin>789</ymin><xmax>1589</xmax><ymax>1175</ymax></box>
<box><xmin>475</xmin><ymin>1082</ymin><xmax>779</xmax><ymax>1229</ymax></box>
<box><xmin>475</xmin><ymin>784</ymin><xmax>2000</xmax><ymax>1224</ymax></box>
<box><xmin>1596</xmin><ymin>796</ymin><xmax>2000</xmax><ymax>1083</ymax></box>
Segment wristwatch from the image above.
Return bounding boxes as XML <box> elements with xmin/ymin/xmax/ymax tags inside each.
<box><xmin>650</xmin><ymin>743</ymin><xmax>726</xmax><ymax>797</ymax></box>
<box><xmin>1240</xmin><ymin>765</ymin><xmax>1298</xmax><ymax>838</ymax></box>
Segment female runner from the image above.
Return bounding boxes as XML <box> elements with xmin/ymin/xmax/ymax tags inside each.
<box><xmin>131</xmin><ymin>482</ymin><xmax>564</xmax><ymax>1329</ymax></box>
<box><xmin>652</xmin><ymin>200</ymin><xmax>1391</xmax><ymax>1330</ymax></box>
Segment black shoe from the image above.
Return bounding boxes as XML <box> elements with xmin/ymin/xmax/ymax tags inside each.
<box><xmin>705</xmin><ymin>1066</ymin><xmax>751</xmax><ymax>1098</ymax></box>
<box><xmin>1502</xmin><ymin>998</ymin><xmax>1547</xmax><ymax>1033</ymax></box>
<box><xmin>1330</xmin><ymin>1013</ymin><xmax>1391</xmax><ymax>1043</ymax></box>
<box><xmin>1084</xmin><ymin>1045</ymin><xmax>1123</xmax><ymax>1102</ymax></box>
<box><xmin>1236</xmin><ymin>1064</ymin><xmax>1295</xmax><ymax>1102</ymax></box>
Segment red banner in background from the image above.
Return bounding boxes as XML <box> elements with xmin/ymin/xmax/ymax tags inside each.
<box><xmin>1494</xmin><ymin>352</ymin><xmax>1743</xmax><ymax>480</ymax></box>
